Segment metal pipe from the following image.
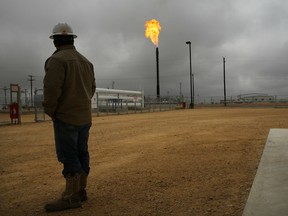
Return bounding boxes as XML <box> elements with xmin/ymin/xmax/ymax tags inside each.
<box><xmin>156</xmin><ymin>47</ymin><xmax>160</xmax><ymax>99</ymax></box>
<box><xmin>96</xmin><ymin>88</ymin><xmax>143</xmax><ymax>95</ymax></box>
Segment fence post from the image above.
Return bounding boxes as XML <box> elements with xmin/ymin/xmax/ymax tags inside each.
<box><xmin>96</xmin><ymin>92</ymin><xmax>99</xmax><ymax>116</ymax></box>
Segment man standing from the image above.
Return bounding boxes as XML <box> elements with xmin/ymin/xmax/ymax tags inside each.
<box><xmin>43</xmin><ymin>23</ymin><xmax>96</xmax><ymax>212</ymax></box>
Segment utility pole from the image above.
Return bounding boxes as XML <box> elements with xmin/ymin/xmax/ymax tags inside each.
<box><xmin>186</xmin><ymin>41</ymin><xmax>194</xmax><ymax>109</ymax></box>
<box><xmin>28</xmin><ymin>75</ymin><xmax>35</xmax><ymax>106</ymax></box>
<box><xmin>24</xmin><ymin>89</ymin><xmax>28</xmax><ymax>107</ymax></box>
<box><xmin>179</xmin><ymin>82</ymin><xmax>183</xmax><ymax>102</ymax></box>
<box><xmin>223</xmin><ymin>57</ymin><xmax>227</xmax><ymax>107</ymax></box>
<box><xmin>2</xmin><ymin>86</ymin><xmax>9</xmax><ymax>107</ymax></box>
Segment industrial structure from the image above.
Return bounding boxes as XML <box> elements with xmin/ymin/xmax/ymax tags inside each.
<box><xmin>237</xmin><ymin>93</ymin><xmax>275</xmax><ymax>103</ymax></box>
<box><xmin>92</xmin><ymin>88</ymin><xmax>144</xmax><ymax>111</ymax></box>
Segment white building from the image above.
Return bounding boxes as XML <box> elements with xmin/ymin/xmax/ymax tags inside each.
<box><xmin>237</xmin><ymin>93</ymin><xmax>275</xmax><ymax>103</ymax></box>
<box><xmin>92</xmin><ymin>88</ymin><xmax>144</xmax><ymax>110</ymax></box>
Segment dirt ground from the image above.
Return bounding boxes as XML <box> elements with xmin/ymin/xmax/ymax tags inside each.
<box><xmin>1</xmin><ymin>107</ymin><xmax>288</xmax><ymax>216</ymax></box>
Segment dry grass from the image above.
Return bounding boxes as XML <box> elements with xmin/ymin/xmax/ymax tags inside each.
<box><xmin>1</xmin><ymin>107</ymin><xmax>288</xmax><ymax>216</ymax></box>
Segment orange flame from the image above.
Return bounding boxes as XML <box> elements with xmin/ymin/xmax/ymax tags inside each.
<box><xmin>145</xmin><ymin>19</ymin><xmax>161</xmax><ymax>47</ymax></box>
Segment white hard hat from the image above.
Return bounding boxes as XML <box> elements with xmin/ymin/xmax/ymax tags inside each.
<box><xmin>49</xmin><ymin>23</ymin><xmax>77</xmax><ymax>39</ymax></box>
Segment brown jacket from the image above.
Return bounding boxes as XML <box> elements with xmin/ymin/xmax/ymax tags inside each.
<box><xmin>43</xmin><ymin>45</ymin><xmax>96</xmax><ymax>125</ymax></box>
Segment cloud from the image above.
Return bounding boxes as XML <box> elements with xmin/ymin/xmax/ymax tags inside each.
<box><xmin>0</xmin><ymin>0</ymin><xmax>288</xmax><ymax>105</ymax></box>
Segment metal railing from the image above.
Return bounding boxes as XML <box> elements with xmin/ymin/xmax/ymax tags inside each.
<box><xmin>1</xmin><ymin>94</ymin><xmax>288</xmax><ymax>125</ymax></box>
<box><xmin>93</xmin><ymin>95</ymin><xmax>182</xmax><ymax>116</ymax></box>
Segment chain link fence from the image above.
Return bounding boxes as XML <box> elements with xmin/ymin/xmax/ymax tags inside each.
<box><xmin>93</xmin><ymin>95</ymin><xmax>183</xmax><ymax>116</ymax></box>
<box><xmin>1</xmin><ymin>93</ymin><xmax>288</xmax><ymax>125</ymax></box>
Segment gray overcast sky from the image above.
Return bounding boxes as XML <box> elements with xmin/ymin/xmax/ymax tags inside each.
<box><xmin>0</xmin><ymin>0</ymin><xmax>288</xmax><ymax>102</ymax></box>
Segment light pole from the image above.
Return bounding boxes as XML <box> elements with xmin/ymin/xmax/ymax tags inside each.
<box><xmin>223</xmin><ymin>57</ymin><xmax>227</xmax><ymax>106</ymax></box>
<box><xmin>186</xmin><ymin>41</ymin><xmax>194</xmax><ymax>109</ymax></box>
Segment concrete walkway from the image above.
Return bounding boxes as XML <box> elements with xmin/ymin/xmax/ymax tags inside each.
<box><xmin>243</xmin><ymin>128</ymin><xmax>288</xmax><ymax>216</ymax></box>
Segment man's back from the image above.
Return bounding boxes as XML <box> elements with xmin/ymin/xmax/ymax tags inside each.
<box><xmin>43</xmin><ymin>45</ymin><xmax>96</xmax><ymax>125</ymax></box>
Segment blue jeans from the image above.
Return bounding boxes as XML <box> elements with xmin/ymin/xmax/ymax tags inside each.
<box><xmin>53</xmin><ymin>119</ymin><xmax>91</xmax><ymax>176</ymax></box>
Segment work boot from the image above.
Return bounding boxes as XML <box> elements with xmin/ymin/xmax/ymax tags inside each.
<box><xmin>45</xmin><ymin>173</ymin><xmax>81</xmax><ymax>212</ymax></box>
<box><xmin>79</xmin><ymin>171</ymin><xmax>88</xmax><ymax>202</ymax></box>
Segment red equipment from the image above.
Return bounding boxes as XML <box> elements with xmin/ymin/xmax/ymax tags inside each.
<box><xmin>9</xmin><ymin>103</ymin><xmax>19</xmax><ymax>123</ymax></box>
